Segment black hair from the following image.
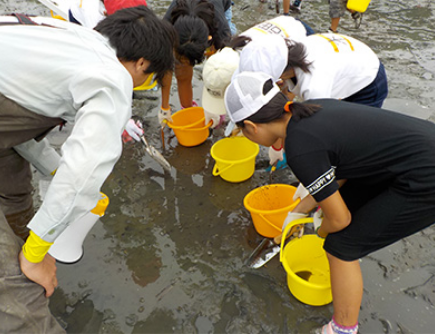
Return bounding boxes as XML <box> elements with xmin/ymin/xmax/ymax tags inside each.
<box><xmin>94</xmin><ymin>6</ymin><xmax>176</xmax><ymax>84</ymax></box>
<box><xmin>168</xmin><ymin>0</ymin><xmax>224</xmax><ymax>66</ymax></box>
<box><xmin>236</xmin><ymin>79</ymin><xmax>321</xmax><ymax>127</ymax></box>
<box><xmin>229</xmin><ymin>35</ymin><xmax>312</xmax><ymax>74</ymax></box>
<box><xmin>283</xmin><ymin>40</ymin><xmax>311</xmax><ymax>73</ymax></box>
<box><xmin>173</xmin><ymin>16</ymin><xmax>209</xmax><ymax>65</ymax></box>
<box><xmin>229</xmin><ymin>34</ymin><xmax>251</xmax><ymax>50</ymax></box>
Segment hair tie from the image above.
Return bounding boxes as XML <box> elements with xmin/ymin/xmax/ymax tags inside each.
<box><xmin>284</xmin><ymin>101</ymin><xmax>293</xmax><ymax>112</ymax></box>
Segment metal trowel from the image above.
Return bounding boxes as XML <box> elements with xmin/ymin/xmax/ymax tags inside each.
<box><xmin>246</xmin><ymin>224</ymin><xmax>303</xmax><ymax>269</ymax></box>
<box><xmin>140</xmin><ymin>135</ymin><xmax>171</xmax><ymax>172</ymax></box>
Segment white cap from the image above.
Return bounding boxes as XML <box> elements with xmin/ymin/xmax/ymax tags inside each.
<box><xmin>202</xmin><ymin>47</ymin><xmax>240</xmax><ymax>116</ymax></box>
<box><xmin>233</xmin><ymin>34</ymin><xmax>289</xmax><ymax>82</ymax></box>
<box><xmin>224</xmin><ymin>71</ymin><xmax>280</xmax><ymax>136</ymax></box>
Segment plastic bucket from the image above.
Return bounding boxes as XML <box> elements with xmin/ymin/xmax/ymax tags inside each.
<box><xmin>167</xmin><ymin>107</ymin><xmax>212</xmax><ymax>147</ymax></box>
<box><xmin>280</xmin><ymin>218</ymin><xmax>332</xmax><ymax>306</ymax></box>
<box><xmin>243</xmin><ymin>184</ymin><xmax>300</xmax><ymax>238</ymax></box>
<box><xmin>211</xmin><ymin>137</ymin><xmax>259</xmax><ymax>183</ymax></box>
<box><xmin>347</xmin><ymin>0</ymin><xmax>370</xmax><ymax>12</ymax></box>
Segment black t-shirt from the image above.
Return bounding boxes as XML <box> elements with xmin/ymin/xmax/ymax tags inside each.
<box><xmin>164</xmin><ymin>0</ymin><xmax>232</xmax><ymax>50</ymax></box>
<box><xmin>285</xmin><ymin>99</ymin><xmax>435</xmax><ymax>202</ymax></box>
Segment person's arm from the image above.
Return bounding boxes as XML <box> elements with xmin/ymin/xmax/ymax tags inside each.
<box><xmin>160</xmin><ymin>70</ymin><xmax>173</xmax><ymax>110</ymax></box>
<box><xmin>174</xmin><ymin>61</ymin><xmax>194</xmax><ymax>108</ymax></box>
<box><xmin>316</xmin><ymin>190</ymin><xmax>351</xmax><ymax>238</ymax></box>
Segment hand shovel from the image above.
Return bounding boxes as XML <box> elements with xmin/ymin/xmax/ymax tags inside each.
<box><xmin>140</xmin><ymin>135</ymin><xmax>171</xmax><ymax>172</ymax></box>
<box><xmin>246</xmin><ymin>224</ymin><xmax>303</xmax><ymax>269</ymax></box>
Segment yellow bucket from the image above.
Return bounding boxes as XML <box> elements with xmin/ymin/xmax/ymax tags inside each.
<box><xmin>280</xmin><ymin>218</ymin><xmax>332</xmax><ymax>306</ymax></box>
<box><xmin>166</xmin><ymin>107</ymin><xmax>212</xmax><ymax>147</ymax></box>
<box><xmin>243</xmin><ymin>184</ymin><xmax>300</xmax><ymax>238</ymax></box>
<box><xmin>347</xmin><ymin>0</ymin><xmax>371</xmax><ymax>12</ymax></box>
<box><xmin>211</xmin><ymin>137</ymin><xmax>259</xmax><ymax>183</ymax></box>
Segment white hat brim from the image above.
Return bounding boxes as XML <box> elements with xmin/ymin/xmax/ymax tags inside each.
<box><xmin>201</xmin><ymin>86</ymin><xmax>227</xmax><ymax>116</ymax></box>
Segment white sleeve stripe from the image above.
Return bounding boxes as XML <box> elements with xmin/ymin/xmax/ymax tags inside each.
<box><xmin>306</xmin><ymin>167</ymin><xmax>336</xmax><ymax>195</ymax></box>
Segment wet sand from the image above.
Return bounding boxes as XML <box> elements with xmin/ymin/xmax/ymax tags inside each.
<box><xmin>1</xmin><ymin>0</ymin><xmax>435</xmax><ymax>332</ymax></box>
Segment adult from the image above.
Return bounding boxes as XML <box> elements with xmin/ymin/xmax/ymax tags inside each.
<box><xmin>0</xmin><ymin>7</ymin><xmax>174</xmax><ymax>332</ymax></box>
<box><xmin>224</xmin><ymin>71</ymin><xmax>435</xmax><ymax>334</ymax></box>
<box><xmin>159</xmin><ymin>0</ymin><xmax>234</xmax><ymax>124</ymax></box>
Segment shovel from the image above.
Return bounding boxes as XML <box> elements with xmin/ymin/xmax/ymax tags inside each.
<box><xmin>246</xmin><ymin>224</ymin><xmax>304</xmax><ymax>269</ymax></box>
<box><xmin>140</xmin><ymin>135</ymin><xmax>171</xmax><ymax>172</ymax></box>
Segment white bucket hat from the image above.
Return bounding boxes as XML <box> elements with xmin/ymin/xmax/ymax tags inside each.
<box><xmin>232</xmin><ymin>34</ymin><xmax>289</xmax><ymax>82</ymax></box>
<box><xmin>202</xmin><ymin>47</ymin><xmax>240</xmax><ymax>116</ymax></box>
<box><xmin>224</xmin><ymin>71</ymin><xmax>280</xmax><ymax>136</ymax></box>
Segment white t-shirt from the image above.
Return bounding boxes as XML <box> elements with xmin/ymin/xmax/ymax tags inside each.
<box><xmin>0</xmin><ymin>16</ymin><xmax>132</xmax><ymax>241</ymax></box>
<box><xmin>70</xmin><ymin>0</ymin><xmax>106</xmax><ymax>28</ymax></box>
<box><xmin>287</xmin><ymin>33</ymin><xmax>380</xmax><ymax>100</ymax></box>
<box><xmin>241</xmin><ymin>15</ymin><xmax>308</xmax><ymax>43</ymax></box>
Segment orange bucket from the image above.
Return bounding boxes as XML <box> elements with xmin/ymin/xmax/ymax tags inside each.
<box><xmin>243</xmin><ymin>184</ymin><xmax>300</xmax><ymax>238</ymax></box>
<box><xmin>166</xmin><ymin>107</ymin><xmax>211</xmax><ymax>147</ymax></box>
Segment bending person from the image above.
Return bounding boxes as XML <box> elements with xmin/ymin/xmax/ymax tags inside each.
<box><xmin>0</xmin><ymin>8</ymin><xmax>174</xmax><ymax>332</ymax></box>
<box><xmin>224</xmin><ymin>71</ymin><xmax>435</xmax><ymax>334</ymax></box>
<box><xmin>159</xmin><ymin>0</ymin><xmax>234</xmax><ymax>124</ymax></box>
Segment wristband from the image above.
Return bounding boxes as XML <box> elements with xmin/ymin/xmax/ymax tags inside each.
<box><xmin>272</xmin><ymin>145</ymin><xmax>283</xmax><ymax>151</ymax></box>
<box><xmin>22</xmin><ymin>230</ymin><xmax>53</xmax><ymax>263</ymax></box>
<box><xmin>161</xmin><ymin>106</ymin><xmax>171</xmax><ymax>111</ymax></box>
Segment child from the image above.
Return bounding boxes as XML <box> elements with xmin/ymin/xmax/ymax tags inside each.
<box><xmin>159</xmin><ymin>0</ymin><xmax>234</xmax><ymax>124</ymax></box>
<box><xmin>224</xmin><ymin>71</ymin><xmax>435</xmax><ymax>334</ymax></box>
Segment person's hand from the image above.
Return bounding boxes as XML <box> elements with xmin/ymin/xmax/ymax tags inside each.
<box><xmin>282</xmin><ymin>212</ymin><xmax>307</xmax><ymax>232</ymax></box>
<box><xmin>122</xmin><ymin>119</ymin><xmax>144</xmax><ymax>143</ymax></box>
<box><xmin>204</xmin><ymin>110</ymin><xmax>223</xmax><ymax>129</ymax></box>
<box><xmin>19</xmin><ymin>251</ymin><xmax>58</xmax><ymax>297</ymax></box>
<box><xmin>268</xmin><ymin>146</ymin><xmax>284</xmax><ymax>166</ymax></box>
<box><xmin>292</xmin><ymin>183</ymin><xmax>309</xmax><ymax>201</ymax></box>
<box><xmin>158</xmin><ymin>106</ymin><xmax>172</xmax><ymax>125</ymax></box>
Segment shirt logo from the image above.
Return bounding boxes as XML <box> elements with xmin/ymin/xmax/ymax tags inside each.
<box><xmin>307</xmin><ymin>167</ymin><xmax>336</xmax><ymax>195</ymax></box>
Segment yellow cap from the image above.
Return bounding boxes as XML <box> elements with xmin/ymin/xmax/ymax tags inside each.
<box><xmin>91</xmin><ymin>192</ymin><xmax>109</xmax><ymax>216</ymax></box>
<box><xmin>133</xmin><ymin>72</ymin><xmax>158</xmax><ymax>91</ymax></box>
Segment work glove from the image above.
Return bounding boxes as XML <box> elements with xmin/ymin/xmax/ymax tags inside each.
<box><xmin>122</xmin><ymin>119</ymin><xmax>143</xmax><ymax>143</ymax></box>
<box><xmin>282</xmin><ymin>212</ymin><xmax>308</xmax><ymax>232</ymax></box>
<box><xmin>158</xmin><ymin>106</ymin><xmax>172</xmax><ymax>125</ymax></box>
<box><xmin>204</xmin><ymin>110</ymin><xmax>224</xmax><ymax>129</ymax></box>
<box><xmin>268</xmin><ymin>146</ymin><xmax>284</xmax><ymax>166</ymax></box>
<box><xmin>292</xmin><ymin>183</ymin><xmax>310</xmax><ymax>201</ymax></box>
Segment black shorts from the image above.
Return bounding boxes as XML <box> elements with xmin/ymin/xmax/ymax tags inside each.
<box><xmin>323</xmin><ymin>180</ymin><xmax>435</xmax><ymax>261</ymax></box>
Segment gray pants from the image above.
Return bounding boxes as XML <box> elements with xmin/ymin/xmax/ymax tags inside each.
<box><xmin>0</xmin><ymin>208</ymin><xmax>65</xmax><ymax>333</ymax></box>
<box><xmin>0</xmin><ymin>93</ymin><xmax>65</xmax><ymax>332</ymax></box>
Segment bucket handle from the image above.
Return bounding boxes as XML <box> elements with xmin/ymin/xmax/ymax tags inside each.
<box><xmin>212</xmin><ymin>162</ymin><xmax>235</xmax><ymax>176</ymax></box>
<box><xmin>279</xmin><ymin>217</ymin><xmax>314</xmax><ymax>263</ymax></box>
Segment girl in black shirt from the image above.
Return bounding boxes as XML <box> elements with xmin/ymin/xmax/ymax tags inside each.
<box><xmin>224</xmin><ymin>71</ymin><xmax>435</xmax><ymax>334</ymax></box>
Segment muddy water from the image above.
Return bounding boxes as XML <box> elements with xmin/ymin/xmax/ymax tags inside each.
<box><xmin>2</xmin><ymin>0</ymin><xmax>435</xmax><ymax>333</ymax></box>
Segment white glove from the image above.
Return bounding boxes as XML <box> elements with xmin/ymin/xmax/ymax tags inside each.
<box><xmin>313</xmin><ymin>208</ymin><xmax>323</xmax><ymax>231</ymax></box>
<box><xmin>204</xmin><ymin>110</ymin><xmax>222</xmax><ymax>129</ymax></box>
<box><xmin>268</xmin><ymin>146</ymin><xmax>284</xmax><ymax>166</ymax></box>
<box><xmin>282</xmin><ymin>212</ymin><xmax>307</xmax><ymax>232</ymax></box>
<box><xmin>292</xmin><ymin>183</ymin><xmax>310</xmax><ymax>201</ymax></box>
<box><xmin>123</xmin><ymin>119</ymin><xmax>144</xmax><ymax>142</ymax></box>
<box><xmin>158</xmin><ymin>106</ymin><xmax>172</xmax><ymax>125</ymax></box>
